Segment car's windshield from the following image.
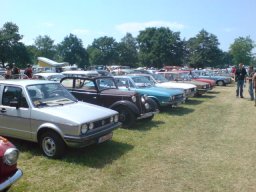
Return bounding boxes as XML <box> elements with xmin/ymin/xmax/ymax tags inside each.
<box><xmin>131</xmin><ymin>76</ymin><xmax>152</xmax><ymax>88</ymax></box>
<box><xmin>152</xmin><ymin>73</ymin><xmax>168</xmax><ymax>83</ymax></box>
<box><xmin>96</xmin><ymin>78</ymin><xmax>117</xmax><ymax>91</ymax></box>
<box><xmin>27</xmin><ymin>83</ymin><xmax>77</xmax><ymax>107</ymax></box>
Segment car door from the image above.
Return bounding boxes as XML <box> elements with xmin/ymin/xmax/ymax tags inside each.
<box><xmin>62</xmin><ymin>78</ymin><xmax>99</xmax><ymax>105</ymax></box>
<box><xmin>0</xmin><ymin>85</ymin><xmax>32</xmax><ymax>140</ymax></box>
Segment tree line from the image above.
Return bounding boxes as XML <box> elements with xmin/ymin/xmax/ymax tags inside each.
<box><xmin>0</xmin><ymin>22</ymin><xmax>255</xmax><ymax>69</ymax></box>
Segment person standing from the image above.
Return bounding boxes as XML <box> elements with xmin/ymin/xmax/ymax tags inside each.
<box><xmin>253</xmin><ymin>72</ymin><xmax>256</xmax><ymax>106</ymax></box>
<box><xmin>24</xmin><ymin>64</ymin><xmax>33</xmax><ymax>78</ymax></box>
<box><xmin>235</xmin><ymin>63</ymin><xmax>247</xmax><ymax>98</ymax></box>
<box><xmin>4</xmin><ymin>66</ymin><xmax>12</xmax><ymax>79</ymax></box>
<box><xmin>247</xmin><ymin>66</ymin><xmax>255</xmax><ymax>100</ymax></box>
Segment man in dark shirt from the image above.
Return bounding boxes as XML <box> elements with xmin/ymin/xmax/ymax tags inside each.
<box><xmin>235</xmin><ymin>63</ymin><xmax>247</xmax><ymax>98</ymax></box>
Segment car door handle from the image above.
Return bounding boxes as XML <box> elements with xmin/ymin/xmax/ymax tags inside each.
<box><xmin>93</xmin><ymin>97</ymin><xmax>97</xmax><ymax>99</ymax></box>
<box><xmin>1</xmin><ymin>108</ymin><xmax>7</xmax><ymax>113</ymax></box>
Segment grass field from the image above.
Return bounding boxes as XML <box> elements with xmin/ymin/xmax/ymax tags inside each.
<box><xmin>10</xmin><ymin>84</ymin><xmax>256</xmax><ymax>192</ymax></box>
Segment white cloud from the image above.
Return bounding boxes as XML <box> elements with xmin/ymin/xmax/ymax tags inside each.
<box><xmin>116</xmin><ymin>21</ymin><xmax>185</xmax><ymax>34</ymax></box>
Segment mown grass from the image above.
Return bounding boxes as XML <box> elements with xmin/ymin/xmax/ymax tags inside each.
<box><xmin>10</xmin><ymin>84</ymin><xmax>256</xmax><ymax>192</ymax></box>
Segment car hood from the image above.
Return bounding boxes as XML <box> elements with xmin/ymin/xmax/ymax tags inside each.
<box><xmin>156</xmin><ymin>82</ymin><xmax>196</xmax><ymax>89</ymax></box>
<box><xmin>133</xmin><ymin>86</ymin><xmax>184</xmax><ymax>96</ymax></box>
<box><xmin>0</xmin><ymin>137</ymin><xmax>15</xmax><ymax>156</ymax></box>
<box><xmin>31</xmin><ymin>101</ymin><xmax>118</xmax><ymax>125</ymax></box>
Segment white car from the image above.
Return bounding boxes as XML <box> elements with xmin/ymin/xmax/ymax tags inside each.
<box><xmin>32</xmin><ymin>72</ymin><xmax>65</xmax><ymax>82</ymax></box>
<box><xmin>0</xmin><ymin>80</ymin><xmax>121</xmax><ymax>158</ymax></box>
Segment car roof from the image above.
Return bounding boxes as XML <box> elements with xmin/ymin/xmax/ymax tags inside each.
<box><xmin>0</xmin><ymin>79</ymin><xmax>58</xmax><ymax>86</ymax></box>
<box><xmin>34</xmin><ymin>73</ymin><xmax>63</xmax><ymax>76</ymax></box>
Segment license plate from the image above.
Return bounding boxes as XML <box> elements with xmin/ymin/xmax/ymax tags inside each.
<box><xmin>98</xmin><ymin>133</ymin><xmax>113</xmax><ymax>143</ymax></box>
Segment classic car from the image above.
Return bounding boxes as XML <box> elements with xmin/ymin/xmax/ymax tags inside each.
<box><xmin>32</xmin><ymin>72</ymin><xmax>65</xmax><ymax>82</ymax></box>
<box><xmin>178</xmin><ymin>70</ymin><xmax>216</xmax><ymax>89</ymax></box>
<box><xmin>131</xmin><ymin>73</ymin><xmax>197</xmax><ymax>99</ymax></box>
<box><xmin>156</xmin><ymin>71</ymin><xmax>211</xmax><ymax>95</ymax></box>
<box><xmin>191</xmin><ymin>70</ymin><xmax>232</xmax><ymax>86</ymax></box>
<box><xmin>113</xmin><ymin>75</ymin><xmax>185</xmax><ymax>108</ymax></box>
<box><xmin>60</xmin><ymin>76</ymin><xmax>159</xmax><ymax>128</ymax></box>
<box><xmin>0</xmin><ymin>136</ymin><xmax>22</xmax><ymax>192</ymax></box>
<box><xmin>0</xmin><ymin>80</ymin><xmax>121</xmax><ymax>158</ymax></box>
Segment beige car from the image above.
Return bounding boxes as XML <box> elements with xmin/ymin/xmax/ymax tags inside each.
<box><xmin>0</xmin><ymin>80</ymin><xmax>121</xmax><ymax>158</ymax></box>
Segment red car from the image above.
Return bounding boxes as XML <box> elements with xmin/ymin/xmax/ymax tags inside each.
<box><xmin>179</xmin><ymin>70</ymin><xmax>216</xmax><ymax>89</ymax></box>
<box><xmin>0</xmin><ymin>136</ymin><xmax>22</xmax><ymax>192</ymax></box>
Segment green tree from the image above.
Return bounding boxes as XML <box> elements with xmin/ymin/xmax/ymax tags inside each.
<box><xmin>34</xmin><ymin>35</ymin><xmax>56</xmax><ymax>59</ymax></box>
<box><xmin>229</xmin><ymin>36</ymin><xmax>255</xmax><ymax>65</ymax></box>
<box><xmin>137</xmin><ymin>27</ymin><xmax>184</xmax><ymax>68</ymax></box>
<box><xmin>57</xmin><ymin>34</ymin><xmax>89</xmax><ymax>68</ymax></box>
<box><xmin>186</xmin><ymin>29</ymin><xmax>222</xmax><ymax>68</ymax></box>
<box><xmin>0</xmin><ymin>22</ymin><xmax>30</xmax><ymax>68</ymax></box>
<box><xmin>117</xmin><ymin>33</ymin><xmax>138</xmax><ymax>67</ymax></box>
<box><xmin>87</xmin><ymin>36</ymin><xmax>118</xmax><ymax>66</ymax></box>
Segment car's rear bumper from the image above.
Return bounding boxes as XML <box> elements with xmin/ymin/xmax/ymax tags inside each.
<box><xmin>0</xmin><ymin>169</ymin><xmax>23</xmax><ymax>191</ymax></box>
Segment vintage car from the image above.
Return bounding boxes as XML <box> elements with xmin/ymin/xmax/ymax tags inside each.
<box><xmin>156</xmin><ymin>71</ymin><xmax>211</xmax><ymax>95</ymax></box>
<box><xmin>113</xmin><ymin>75</ymin><xmax>185</xmax><ymax>108</ymax></box>
<box><xmin>0</xmin><ymin>80</ymin><xmax>121</xmax><ymax>159</ymax></box>
<box><xmin>32</xmin><ymin>72</ymin><xmax>65</xmax><ymax>82</ymax></box>
<box><xmin>60</xmin><ymin>76</ymin><xmax>159</xmax><ymax>128</ymax></box>
<box><xmin>0</xmin><ymin>136</ymin><xmax>22</xmax><ymax>192</ymax></box>
<box><xmin>131</xmin><ymin>73</ymin><xmax>197</xmax><ymax>99</ymax></box>
<box><xmin>178</xmin><ymin>70</ymin><xmax>216</xmax><ymax>89</ymax></box>
<box><xmin>191</xmin><ymin>70</ymin><xmax>232</xmax><ymax>86</ymax></box>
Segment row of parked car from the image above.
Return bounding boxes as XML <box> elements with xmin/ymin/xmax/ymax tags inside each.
<box><xmin>0</xmin><ymin>68</ymin><xmax>232</xmax><ymax>191</ymax></box>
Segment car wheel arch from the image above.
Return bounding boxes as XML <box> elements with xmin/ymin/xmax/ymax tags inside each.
<box><xmin>110</xmin><ymin>100</ymin><xmax>140</xmax><ymax>115</ymax></box>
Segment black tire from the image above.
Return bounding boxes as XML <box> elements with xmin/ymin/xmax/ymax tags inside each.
<box><xmin>116</xmin><ymin>106</ymin><xmax>136</xmax><ymax>128</ymax></box>
<box><xmin>39</xmin><ymin>131</ymin><xmax>66</xmax><ymax>159</ymax></box>
<box><xmin>216</xmin><ymin>80</ymin><xmax>224</xmax><ymax>86</ymax></box>
<box><xmin>147</xmin><ymin>98</ymin><xmax>159</xmax><ymax>112</ymax></box>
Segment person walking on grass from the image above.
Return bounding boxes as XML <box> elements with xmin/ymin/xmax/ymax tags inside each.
<box><xmin>247</xmin><ymin>66</ymin><xmax>255</xmax><ymax>101</ymax></box>
<box><xmin>253</xmin><ymin>72</ymin><xmax>256</xmax><ymax>106</ymax></box>
<box><xmin>235</xmin><ymin>63</ymin><xmax>247</xmax><ymax>98</ymax></box>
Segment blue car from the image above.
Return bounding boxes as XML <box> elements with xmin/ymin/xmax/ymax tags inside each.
<box><xmin>114</xmin><ymin>75</ymin><xmax>185</xmax><ymax>107</ymax></box>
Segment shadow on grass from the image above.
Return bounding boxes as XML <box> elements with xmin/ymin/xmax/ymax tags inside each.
<box><xmin>8</xmin><ymin>137</ymin><xmax>133</xmax><ymax>168</ymax></box>
<box><xmin>131</xmin><ymin>120</ymin><xmax>165</xmax><ymax>131</ymax></box>
<box><xmin>184</xmin><ymin>99</ymin><xmax>204</xmax><ymax>105</ymax></box>
<box><xmin>207</xmin><ymin>90</ymin><xmax>220</xmax><ymax>94</ymax></box>
<box><xmin>160</xmin><ymin>106</ymin><xmax>195</xmax><ymax>116</ymax></box>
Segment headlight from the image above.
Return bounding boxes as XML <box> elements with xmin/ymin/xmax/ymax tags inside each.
<box><xmin>4</xmin><ymin>148</ymin><xmax>19</xmax><ymax>166</ymax></box>
<box><xmin>131</xmin><ymin>96</ymin><xmax>136</xmax><ymax>102</ymax></box>
<box><xmin>81</xmin><ymin>124</ymin><xmax>88</xmax><ymax>134</ymax></box>
<box><xmin>110</xmin><ymin>116</ymin><xmax>114</xmax><ymax>123</ymax></box>
<box><xmin>141</xmin><ymin>96</ymin><xmax>145</xmax><ymax>103</ymax></box>
<box><xmin>145</xmin><ymin>103</ymin><xmax>150</xmax><ymax>109</ymax></box>
<box><xmin>114</xmin><ymin>114</ymin><xmax>119</xmax><ymax>122</ymax></box>
<box><xmin>89</xmin><ymin>122</ymin><xmax>94</xmax><ymax>130</ymax></box>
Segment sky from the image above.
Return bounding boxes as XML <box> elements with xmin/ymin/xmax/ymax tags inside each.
<box><xmin>1</xmin><ymin>0</ymin><xmax>255</xmax><ymax>52</ymax></box>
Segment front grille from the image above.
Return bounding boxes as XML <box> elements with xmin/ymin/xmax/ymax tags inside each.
<box><xmin>174</xmin><ymin>94</ymin><xmax>184</xmax><ymax>100</ymax></box>
<box><xmin>93</xmin><ymin>117</ymin><xmax>112</xmax><ymax>128</ymax></box>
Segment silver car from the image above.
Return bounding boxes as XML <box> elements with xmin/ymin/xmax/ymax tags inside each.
<box><xmin>0</xmin><ymin>80</ymin><xmax>121</xmax><ymax>158</ymax></box>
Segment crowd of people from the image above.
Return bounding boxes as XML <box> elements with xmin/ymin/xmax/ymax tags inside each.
<box><xmin>235</xmin><ymin>63</ymin><xmax>256</xmax><ymax>106</ymax></box>
<box><xmin>4</xmin><ymin>64</ymin><xmax>32</xmax><ymax>79</ymax></box>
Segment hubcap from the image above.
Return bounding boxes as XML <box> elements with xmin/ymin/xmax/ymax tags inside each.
<box><xmin>42</xmin><ymin>137</ymin><xmax>56</xmax><ymax>157</ymax></box>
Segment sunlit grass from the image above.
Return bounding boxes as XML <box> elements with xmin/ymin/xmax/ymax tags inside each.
<box><xmin>10</xmin><ymin>85</ymin><xmax>256</xmax><ymax>192</ymax></box>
